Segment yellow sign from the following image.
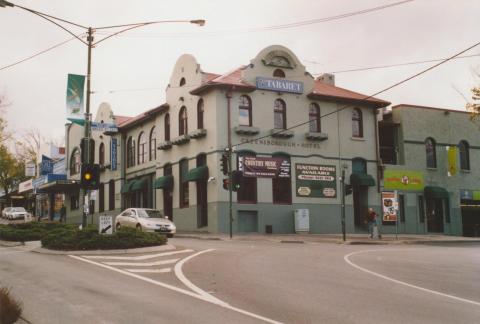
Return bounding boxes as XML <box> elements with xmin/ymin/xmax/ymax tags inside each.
<box><xmin>447</xmin><ymin>146</ymin><xmax>458</xmax><ymax>176</ymax></box>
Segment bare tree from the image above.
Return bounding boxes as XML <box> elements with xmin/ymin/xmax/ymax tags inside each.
<box><xmin>0</xmin><ymin>95</ymin><xmax>11</xmax><ymax>145</ymax></box>
<box><xmin>466</xmin><ymin>86</ymin><xmax>480</xmax><ymax>120</ymax></box>
<box><xmin>15</xmin><ymin>128</ymin><xmax>44</xmax><ymax>165</ymax></box>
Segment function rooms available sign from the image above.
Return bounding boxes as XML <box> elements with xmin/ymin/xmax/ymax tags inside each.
<box><xmin>296</xmin><ymin>163</ymin><xmax>337</xmax><ymax>198</ymax></box>
<box><xmin>99</xmin><ymin>215</ymin><xmax>113</xmax><ymax>235</ymax></box>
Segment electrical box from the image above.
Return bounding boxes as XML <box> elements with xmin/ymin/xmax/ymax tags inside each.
<box><xmin>294</xmin><ymin>209</ymin><xmax>310</xmax><ymax>233</ymax></box>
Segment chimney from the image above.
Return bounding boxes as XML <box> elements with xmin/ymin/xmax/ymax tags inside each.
<box><xmin>317</xmin><ymin>73</ymin><xmax>335</xmax><ymax>86</ymax></box>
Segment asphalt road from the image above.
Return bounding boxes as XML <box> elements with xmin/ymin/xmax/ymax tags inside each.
<box><xmin>1</xmin><ymin>239</ymin><xmax>479</xmax><ymax>324</ymax></box>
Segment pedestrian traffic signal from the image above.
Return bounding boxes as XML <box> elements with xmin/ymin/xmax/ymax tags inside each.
<box><xmin>345</xmin><ymin>184</ymin><xmax>353</xmax><ymax>196</ymax></box>
<box><xmin>222</xmin><ymin>178</ymin><xmax>230</xmax><ymax>190</ymax></box>
<box><xmin>220</xmin><ymin>153</ymin><xmax>228</xmax><ymax>175</ymax></box>
<box><xmin>80</xmin><ymin>137</ymin><xmax>95</xmax><ymax>165</ymax></box>
<box><xmin>80</xmin><ymin>164</ymin><xmax>100</xmax><ymax>190</ymax></box>
<box><xmin>231</xmin><ymin>170</ymin><xmax>242</xmax><ymax>191</ymax></box>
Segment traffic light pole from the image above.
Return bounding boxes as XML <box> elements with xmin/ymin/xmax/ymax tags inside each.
<box><xmin>341</xmin><ymin>167</ymin><xmax>346</xmax><ymax>242</ymax></box>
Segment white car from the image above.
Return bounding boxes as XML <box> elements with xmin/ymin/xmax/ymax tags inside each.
<box><xmin>115</xmin><ymin>208</ymin><xmax>176</xmax><ymax>237</ymax></box>
<box><xmin>7</xmin><ymin>207</ymin><xmax>30</xmax><ymax>220</ymax></box>
<box><xmin>2</xmin><ymin>207</ymin><xmax>13</xmax><ymax>219</ymax></box>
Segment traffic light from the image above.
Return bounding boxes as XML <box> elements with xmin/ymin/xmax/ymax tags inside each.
<box><xmin>222</xmin><ymin>178</ymin><xmax>230</xmax><ymax>190</ymax></box>
<box><xmin>345</xmin><ymin>184</ymin><xmax>353</xmax><ymax>196</ymax></box>
<box><xmin>80</xmin><ymin>137</ymin><xmax>95</xmax><ymax>165</ymax></box>
<box><xmin>80</xmin><ymin>164</ymin><xmax>100</xmax><ymax>190</ymax></box>
<box><xmin>220</xmin><ymin>153</ymin><xmax>228</xmax><ymax>175</ymax></box>
<box><xmin>231</xmin><ymin>170</ymin><xmax>242</xmax><ymax>191</ymax></box>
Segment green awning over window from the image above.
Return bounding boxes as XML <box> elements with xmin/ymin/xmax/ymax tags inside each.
<box><xmin>121</xmin><ymin>181</ymin><xmax>134</xmax><ymax>194</ymax></box>
<box><xmin>131</xmin><ymin>178</ymin><xmax>148</xmax><ymax>191</ymax></box>
<box><xmin>153</xmin><ymin>175</ymin><xmax>173</xmax><ymax>189</ymax></box>
<box><xmin>185</xmin><ymin>165</ymin><xmax>209</xmax><ymax>182</ymax></box>
<box><xmin>350</xmin><ymin>173</ymin><xmax>376</xmax><ymax>187</ymax></box>
<box><xmin>424</xmin><ymin>186</ymin><xmax>449</xmax><ymax>199</ymax></box>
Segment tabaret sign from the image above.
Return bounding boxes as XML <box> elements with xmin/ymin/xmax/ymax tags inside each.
<box><xmin>256</xmin><ymin>77</ymin><xmax>303</xmax><ymax>94</ymax></box>
<box><xmin>91</xmin><ymin>121</ymin><xmax>118</xmax><ymax>132</ymax></box>
<box><xmin>295</xmin><ymin>163</ymin><xmax>337</xmax><ymax>198</ymax></box>
<box><xmin>99</xmin><ymin>215</ymin><xmax>113</xmax><ymax>235</ymax></box>
<box><xmin>239</xmin><ymin>156</ymin><xmax>290</xmax><ymax>178</ymax></box>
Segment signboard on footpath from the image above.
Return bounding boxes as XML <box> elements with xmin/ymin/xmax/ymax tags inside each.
<box><xmin>382</xmin><ymin>191</ymin><xmax>397</xmax><ymax>222</ymax></box>
<box><xmin>295</xmin><ymin>163</ymin><xmax>337</xmax><ymax>198</ymax></box>
<box><xmin>239</xmin><ymin>156</ymin><xmax>291</xmax><ymax>178</ymax></box>
<box><xmin>99</xmin><ymin>215</ymin><xmax>113</xmax><ymax>235</ymax></box>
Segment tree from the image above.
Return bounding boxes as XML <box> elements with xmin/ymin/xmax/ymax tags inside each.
<box><xmin>466</xmin><ymin>86</ymin><xmax>480</xmax><ymax>121</ymax></box>
<box><xmin>0</xmin><ymin>95</ymin><xmax>11</xmax><ymax>145</ymax></box>
<box><xmin>15</xmin><ymin>128</ymin><xmax>44</xmax><ymax>165</ymax></box>
<box><xmin>0</xmin><ymin>145</ymin><xmax>26</xmax><ymax>200</ymax></box>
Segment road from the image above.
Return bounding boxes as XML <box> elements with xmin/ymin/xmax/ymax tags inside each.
<box><xmin>1</xmin><ymin>239</ymin><xmax>479</xmax><ymax>324</ymax></box>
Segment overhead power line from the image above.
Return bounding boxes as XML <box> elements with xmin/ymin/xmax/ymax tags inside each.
<box><xmin>233</xmin><ymin>40</ymin><xmax>480</xmax><ymax>149</ymax></box>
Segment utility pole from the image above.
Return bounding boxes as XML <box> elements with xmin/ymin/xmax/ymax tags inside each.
<box><xmin>341</xmin><ymin>166</ymin><xmax>346</xmax><ymax>242</ymax></box>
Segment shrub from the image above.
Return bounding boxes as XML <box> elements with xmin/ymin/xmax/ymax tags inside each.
<box><xmin>0</xmin><ymin>222</ymin><xmax>71</xmax><ymax>242</ymax></box>
<box><xmin>0</xmin><ymin>287</ymin><xmax>22</xmax><ymax>324</ymax></box>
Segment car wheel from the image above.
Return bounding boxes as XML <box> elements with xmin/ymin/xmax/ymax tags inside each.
<box><xmin>116</xmin><ymin>223</ymin><xmax>121</xmax><ymax>230</ymax></box>
<box><xmin>136</xmin><ymin>224</ymin><xmax>142</xmax><ymax>231</ymax></box>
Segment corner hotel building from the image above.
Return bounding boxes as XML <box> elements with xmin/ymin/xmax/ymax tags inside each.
<box><xmin>64</xmin><ymin>45</ymin><xmax>391</xmax><ymax>234</ymax></box>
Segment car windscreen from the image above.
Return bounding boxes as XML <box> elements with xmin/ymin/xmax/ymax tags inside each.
<box><xmin>137</xmin><ymin>209</ymin><xmax>163</xmax><ymax>218</ymax></box>
<box><xmin>12</xmin><ymin>207</ymin><xmax>26</xmax><ymax>212</ymax></box>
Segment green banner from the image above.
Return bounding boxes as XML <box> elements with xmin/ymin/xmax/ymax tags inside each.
<box><xmin>295</xmin><ymin>163</ymin><xmax>337</xmax><ymax>198</ymax></box>
<box><xmin>384</xmin><ymin>170</ymin><xmax>424</xmax><ymax>191</ymax></box>
<box><xmin>66</xmin><ymin>74</ymin><xmax>85</xmax><ymax>120</ymax></box>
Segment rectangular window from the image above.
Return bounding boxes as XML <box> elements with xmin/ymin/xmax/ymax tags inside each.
<box><xmin>399</xmin><ymin>194</ymin><xmax>405</xmax><ymax>223</ymax></box>
<box><xmin>99</xmin><ymin>183</ymin><xmax>105</xmax><ymax>213</ymax></box>
<box><xmin>70</xmin><ymin>195</ymin><xmax>79</xmax><ymax>210</ymax></box>
<box><xmin>418</xmin><ymin>195</ymin><xmax>425</xmax><ymax>223</ymax></box>
<box><xmin>109</xmin><ymin>180</ymin><xmax>115</xmax><ymax>211</ymax></box>
<box><xmin>273</xmin><ymin>177</ymin><xmax>292</xmax><ymax>204</ymax></box>
<box><xmin>179</xmin><ymin>160</ymin><xmax>189</xmax><ymax>208</ymax></box>
<box><xmin>445</xmin><ymin>199</ymin><xmax>450</xmax><ymax>223</ymax></box>
<box><xmin>237</xmin><ymin>155</ymin><xmax>257</xmax><ymax>204</ymax></box>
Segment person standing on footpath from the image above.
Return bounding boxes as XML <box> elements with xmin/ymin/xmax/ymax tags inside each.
<box><xmin>366</xmin><ymin>208</ymin><xmax>378</xmax><ymax>238</ymax></box>
<box><xmin>60</xmin><ymin>204</ymin><xmax>66</xmax><ymax>223</ymax></box>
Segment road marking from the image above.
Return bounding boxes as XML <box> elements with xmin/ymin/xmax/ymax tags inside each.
<box><xmin>82</xmin><ymin>249</ymin><xmax>194</xmax><ymax>260</ymax></box>
<box><xmin>103</xmin><ymin>258</ymin><xmax>179</xmax><ymax>266</ymax></box>
<box><xmin>70</xmin><ymin>251</ymin><xmax>282</xmax><ymax>324</ymax></box>
<box><xmin>124</xmin><ymin>268</ymin><xmax>171</xmax><ymax>273</ymax></box>
<box><xmin>344</xmin><ymin>249</ymin><xmax>480</xmax><ymax>307</ymax></box>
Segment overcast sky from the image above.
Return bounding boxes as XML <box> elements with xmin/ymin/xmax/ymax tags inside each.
<box><xmin>0</xmin><ymin>0</ymin><xmax>479</xmax><ymax>142</ymax></box>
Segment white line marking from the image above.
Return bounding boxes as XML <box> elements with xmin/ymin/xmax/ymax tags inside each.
<box><xmin>124</xmin><ymin>268</ymin><xmax>171</xmax><ymax>273</ymax></box>
<box><xmin>344</xmin><ymin>249</ymin><xmax>480</xmax><ymax>307</ymax></box>
<box><xmin>82</xmin><ymin>249</ymin><xmax>194</xmax><ymax>260</ymax></box>
<box><xmin>70</xmin><ymin>251</ymin><xmax>282</xmax><ymax>324</ymax></box>
<box><xmin>103</xmin><ymin>258</ymin><xmax>179</xmax><ymax>266</ymax></box>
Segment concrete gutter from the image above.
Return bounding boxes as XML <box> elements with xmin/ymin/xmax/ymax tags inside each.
<box><xmin>31</xmin><ymin>243</ymin><xmax>175</xmax><ymax>255</ymax></box>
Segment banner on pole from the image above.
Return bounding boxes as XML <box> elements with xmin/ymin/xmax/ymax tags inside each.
<box><xmin>382</xmin><ymin>191</ymin><xmax>397</xmax><ymax>222</ymax></box>
<box><xmin>66</xmin><ymin>74</ymin><xmax>85</xmax><ymax>121</ymax></box>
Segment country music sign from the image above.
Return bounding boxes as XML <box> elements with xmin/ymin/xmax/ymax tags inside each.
<box><xmin>295</xmin><ymin>163</ymin><xmax>337</xmax><ymax>198</ymax></box>
<box><xmin>256</xmin><ymin>77</ymin><xmax>304</xmax><ymax>94</ymax></box>
<box><xmin>239</xmin><ymin>156</ymin><xmax>290</xmax><ymax>178</ymax></box>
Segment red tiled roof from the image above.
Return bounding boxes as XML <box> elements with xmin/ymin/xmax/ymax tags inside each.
<box><xmin>191</xmin><ymin>66</ymin><xmax>256</xmax><ymax>95</ymax></box>
<box><xmin>114</xmin><ymin>115</ymin><xmax>131</xmax><ymax>126</ymax></box>
<box><xmin>308</xmin><ymin>81</ymin><xmax>390</xmax><ymax>108</ymax></box>
<box><xmin>117</xmin><ymin>104</ymin><xmax>169</xmax><ymax>130</ymax></box>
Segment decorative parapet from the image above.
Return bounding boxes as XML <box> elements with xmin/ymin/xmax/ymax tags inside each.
<box><xmin>189</xmin><ymin>128</ymin><xmax>207</xmax><ymax>139</ymax></box>
<box><xmin>171</xmin><ymin>135</ymin><xmax>190</xmax><ymax>146</ymax></box>
<box><xmin>157</xmin><ymin>141</ymin><xmax>173</xmax><ymax>150</ymax></box>
<box><xmin>234</xmin><ymin>126</ymin><xmax>260</xmax><ymax>135</ymax></box>
<box><xmin>305</xmin><ymin>132</ymin><xmax>328</xmax><ymax>141</ymax></box>
<box><xmin>270</xmin><ymin>128</ymin><xmax>294</xmax><ymax>138</ymax></box>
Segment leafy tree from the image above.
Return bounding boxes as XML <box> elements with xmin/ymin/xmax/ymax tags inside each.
<box><xmin>466</xmin><ymin>86</ymin><xmax>480</xmax><ymax>120</ymax></box>
<box><xmin>0</xmin><ymin>145</ymin><xmax>26</xmax><ymax>200</ymax></box>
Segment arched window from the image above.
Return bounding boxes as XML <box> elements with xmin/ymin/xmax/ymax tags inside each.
<box><xmin>179</xmin><ymin>77</ymin><xmax>186</xmax><ymax>87</ymax></box>
<box><xmin>138</xmin><ymin>132</ymin><xmax>146</xmax><ymax>164</ymax></box>
<box><xmin>164</xmin><ymin>113</ymin><xmax>170</xmax><ymax>141</ymax></box>
<box><xmin>99</xmin><ymin>143</ymin><xmax>105</xmax><ymax>165</ymax></box>
<box><xmin>70</xmin><ymin>148</ymin><xmax>81</xmax><ymax>175</ymax></box>
<box><xmin>352</xmin><ymin>108</ymin><xmax>363</xmax><ymax>138</ymax></box>
<box><xmin>273</xmin><ymin>69</ymin><xmax>285</xmax><ymax>78</ymax></box>
<box><xmin>308</xmin><ymin>103</ymin><xmax>321</xmax><ymax>132</ymax></box>
<box><xmin>459</xmin><ymin>140</ymin><xmax>470</xmax><ymax>171</ymax></box>
<box><xmin>274</xmin><ymin>99</ymin><xmax>286</xmax><ymax>129</ymax></box>
<box><xmin>179</xmin><ymin>106</ymin><xmax>188</xmax><ymax>136</ymax></box>
<box><xmin>126</xmin><ymin>136</ymin><xmax>135</xmax><ymax>168</ymax></box>
<box><xmin>239</xmin><ymin>95</ymin><xmax>252</xmax><ymax>127</ymax></box>
<box><xmin>197</xmin><ymin>99</ymin><xmax>204</xmax><ymax>129</ymax></box>
<box><xmin>425</xmin><ymin>138</ymin><xmax>437</xmax><ymax>168</ymax></box>
<box><xmin>149</xmin><ymin>126</ymin><xmax>156</xmax><ymax>161</ymax></box>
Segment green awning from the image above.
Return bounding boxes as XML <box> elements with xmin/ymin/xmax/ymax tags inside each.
<box><xmin>153</xmin><ymin>175</ymin><xmax>173</xmax><ymax>189</ymax></box>
<box><xmin>350</xmin><ymin>173</ymin><xmax>376</xmax><ymax>187</ymax></box>
<box><xmin>121</xmin><ymin>181</ymin><xmax>134</xmax><ymax>194</ymax></box>
<box><xmin>131</xmin><ymin>178</ymin><xmax>148</xmax><ymax>191</ymax></box>
<box><xmin>185</xmin><ymin>165</ymin><xmax>209</xmax><ymax>182</ymax></box>
<box><xmin>424</xmin><ymin>186</ymin><xmax>449</xmax><ymax>199</ymax></box>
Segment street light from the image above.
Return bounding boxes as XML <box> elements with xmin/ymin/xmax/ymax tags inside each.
<box><xmin>1</xmin><ymin>1</ymin><xmax>205</xmax><ymax>228</ymax></box>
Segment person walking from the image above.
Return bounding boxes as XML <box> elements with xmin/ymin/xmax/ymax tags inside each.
<box><xmin>366</xmin><ymin>208</ymin><xmax>378</xmax><ymax>238</ymax></box>
<box><xmin>60</xmin><ymin>204</ymin><xmax>67</xmax><ymax>223</ymax></box>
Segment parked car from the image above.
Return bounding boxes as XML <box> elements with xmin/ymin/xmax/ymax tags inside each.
<box><xmin>115</xmin><ymin>208</ymin><xmax>176</xmax><ymax>237</ymax></box>
<box><xmin>2</xmin><ymin>207</ymin><xmax>13</xmax><ymax>219</ymax></box>
<box><xmin>7</xmin><ymin>207</ymin><xmax>30</xmax><ymax>220</ymax></box>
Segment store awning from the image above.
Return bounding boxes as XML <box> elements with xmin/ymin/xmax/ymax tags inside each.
<box><xmin>185</xmin><ymin>165</ymin><xmax>209</xmax><ymax>182</ymax></box>
<box><xmin>37</xmin><ymin>180</ymin><xmax>80</xmax><ymax>194</ymax></box>
<box><xmin>424</xmin><ymin>186</ymin><xmax>449</xmax><ymax>199</ymax></box>
<box><xmin>121</xmin><ymin>181</ymin><xmax>134</xmax><ymax>194</ymax></box>
<box><xmin>131</xmin><ymin>178</ymin><xmax>148</xmax><ymax>191</ymax></box>
<box><xmin>153</xmin><ymin>175</ymin><xmax>173</xmax><ymax>190</ymax></box>
<box><xmin>350</xmin><ymin>173</ymin><xmax>376</xmax><ymax>187</ymax></box>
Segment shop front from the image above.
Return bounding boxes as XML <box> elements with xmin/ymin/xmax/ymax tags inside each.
<box><xmin>460</xmin><ymin>189</ymin><xmax>480</xmax><ymax>237</ymax></box>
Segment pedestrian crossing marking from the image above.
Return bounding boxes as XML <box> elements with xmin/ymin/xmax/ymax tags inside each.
<box><xmin>103</xmin><ymin>258</ymin><xmax>179</xmax><ymax>267</ymax></box>
<box><xmin>124</xmin><ymin>268</ymin><xmax>171</xmax><ymax>273</ymax></box>
<box><xmin>81</xmin><ymin>249</ymin><xmax>194</xmax><ymax>260</ymax></box>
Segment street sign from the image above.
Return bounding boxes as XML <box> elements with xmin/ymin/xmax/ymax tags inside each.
<box><xmin>99</xmin><ymin>215</ymin><xmax>113</xmax><ymax>235</ymax></box>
